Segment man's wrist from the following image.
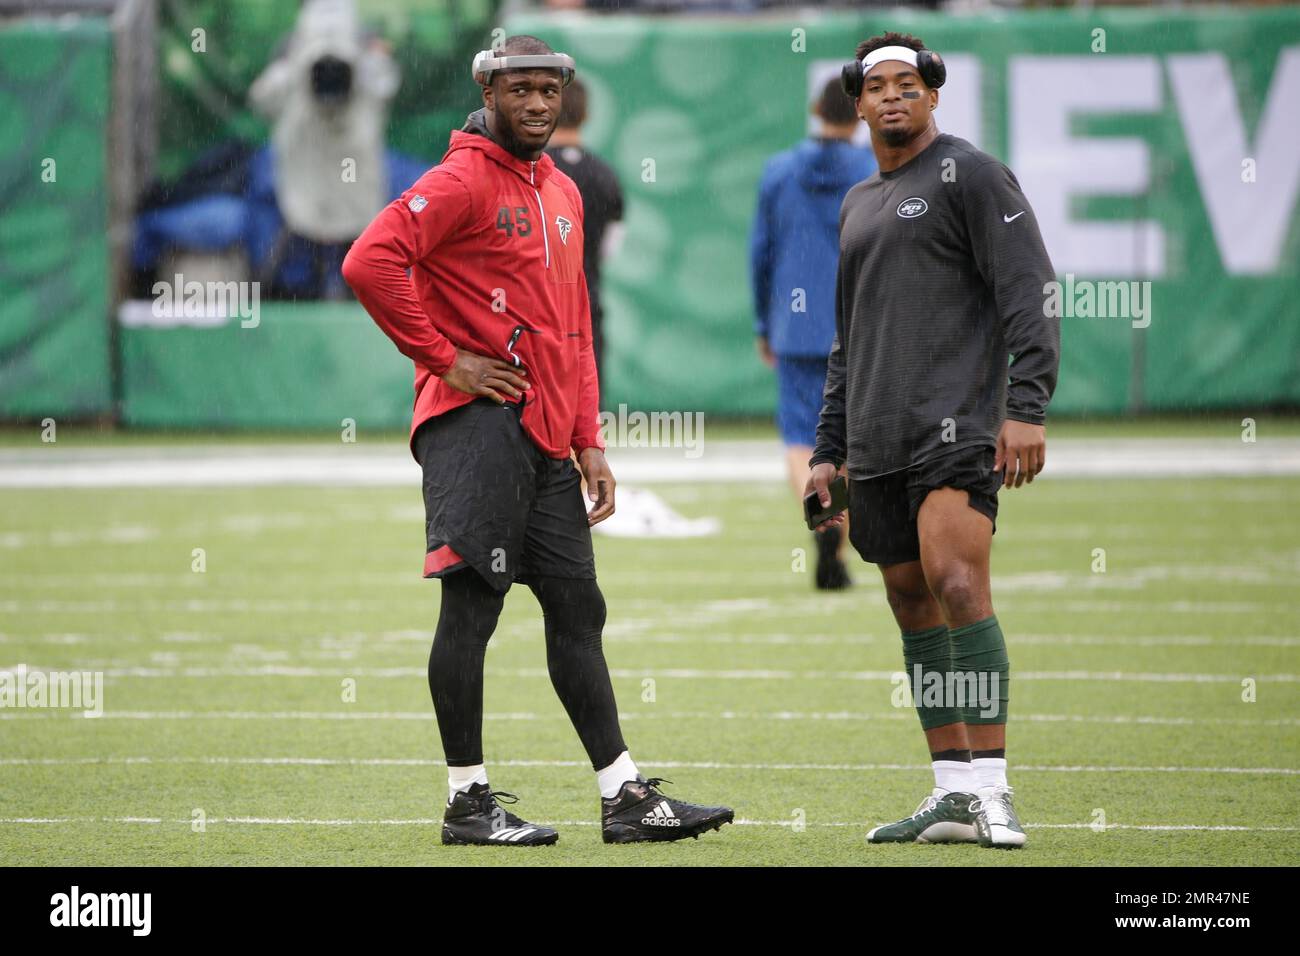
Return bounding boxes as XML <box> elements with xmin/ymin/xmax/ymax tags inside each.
<box><xmin>1005</xmin><ymin>410</ymin><xmax>1046</xmax><ymax>427</ymax></box>
<box><xmin>429</xmin><ymin>343</ymin><xmax>459</xmax><ymax>377</ymax></box>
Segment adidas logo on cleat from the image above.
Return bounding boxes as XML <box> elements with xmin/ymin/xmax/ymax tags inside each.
<box><xmin>488</xmin><ymin>826</ymin><xmax>540</xmax><ymax>842</ymax></box>
<box><xmin>641</xmin><ymin>801</ymin><xmax>681</xmax><ymax>827</ymax></box>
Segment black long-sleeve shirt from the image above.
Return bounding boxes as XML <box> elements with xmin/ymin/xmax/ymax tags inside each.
<box><xmin>811</xmin><ymin>133</ymin><xmax>1060</xmax><ymax>479</ymax></box>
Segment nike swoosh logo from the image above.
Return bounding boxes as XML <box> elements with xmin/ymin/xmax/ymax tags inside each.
<box><xmin>1003</xmin><ymin>211</ymin><xmax>1026</xmax><ymax>223</ymax></box>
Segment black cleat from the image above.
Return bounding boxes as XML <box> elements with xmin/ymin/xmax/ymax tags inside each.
<box><xmin>601</xmin><ymin>776</ymin><xmax>734</xmax><ymax>844</ymax></box>
<box><xmin>441</xmin><ymin>782</ymin><xmax>559</xmax><ymax>846</ymax></box>
<box><xmin>814</xmin><ymin>528</ymin><xmax>853</xmax><ymax>590</ymax></box>
<box><xmin>815</xmin><ymin>556</ymin><xmax>853</xmax><ymax>590</ymax></box>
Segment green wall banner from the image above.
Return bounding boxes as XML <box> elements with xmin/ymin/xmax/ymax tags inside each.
<box><xmin>119</xmin><ymin>301</ymin><xmax>413</xmax><ymax>430</ymax></box>
<box><xmin>0</xmin><ymin>18</ymin><xmax>112</xmax><ymax>419</ymax></box>
<box><xmin>503</xmin><ymin>8</ymin><xmax>1300</xmax><ymax>416</ymax></box>
<box><xmin>9</xmin><ymin>9</ymin><xmax>1300</xmax><ymax>428</ymax></box>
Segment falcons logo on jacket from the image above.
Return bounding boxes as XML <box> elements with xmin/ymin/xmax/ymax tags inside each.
<box><xmin>555</xmin><ymin>215</ymin><xmax>572</xmax><ymax>245</ymax></box>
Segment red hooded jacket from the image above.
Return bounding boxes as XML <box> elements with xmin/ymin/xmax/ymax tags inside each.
<box><xmin>341</xmin><ymin>110</ymin><xmax>605</xmax><ymax>462</ymax></box>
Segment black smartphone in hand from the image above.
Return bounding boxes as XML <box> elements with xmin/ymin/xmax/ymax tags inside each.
<box><xmin>804</xmin><ymin>475</ymin><xmax>849</xmax><ymax>531</ymax></box>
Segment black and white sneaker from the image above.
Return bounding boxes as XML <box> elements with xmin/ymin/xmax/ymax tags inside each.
<box><xmin>441</xmin><ymin>782</ymin><xmax>558</xmax><ymax>846</ymax></box>
<box><xmin>601</xmin><ymin>776</ymin><xmax>734</xmax><ymax>844</ymax></box>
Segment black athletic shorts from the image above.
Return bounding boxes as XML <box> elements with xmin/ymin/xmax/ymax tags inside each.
<box><xmin>413</xmin><ymin>398</ymin><xmax>596</xmax><ymax>593</ymax></box>
<box><xmin>847</xmin><ymin>444</ymin><xmax>1001</xmax><ymax>568</ymax></box>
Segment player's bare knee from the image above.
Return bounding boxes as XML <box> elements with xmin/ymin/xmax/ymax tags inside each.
<box><xmin>881</xmin><ymin>573</ymin><xmax>938</xmax><ymax>629</ymax></box>
<box><xmin>878</xmin><ymin>563</ymin><xmax>929</xmax><ymax>623</ymax></box>
<box><xmin>929</xmin><ymin>567</ymin><xmax>989</xmax><ymax>622</ymax></box>
<box><xmin>884</xmin><ymin>586</ymin><xmax>931</xmax><ymax>624</ymax></box>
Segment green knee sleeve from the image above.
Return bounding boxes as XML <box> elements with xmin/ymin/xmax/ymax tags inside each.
<box><xmin>901</xmin><ymin>623</ymin><xmax>961</xmax><ymax>731</ymax></box>
<box><xmin>949</xmin><ymin>616</ymin><xmax>1010</xmax><ymax>725</ymax></box>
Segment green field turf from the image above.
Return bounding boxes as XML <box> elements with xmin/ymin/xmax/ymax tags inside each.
<box><xmin>1</xmin><ymin>469</ymin><xmax>1297</xmax><ymax>866</ymax></box>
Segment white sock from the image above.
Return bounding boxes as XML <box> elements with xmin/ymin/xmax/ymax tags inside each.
<box><xmin>448</xmin><ymin>764</ymin><xmax>488</xmax><ymax>802</ymax></box>
<box><xmin>932</xmin><ymin>759</ymin><xmax>978</xmax><ymax>794</ymax></box>
<box><xmin>596</xmin><ymin>751</ymin><xmax>641</xmax><ymax>799</ymax></box>
<box><xmin>972</xmin><ymin>757</ymin><xmax>1008</xmax><ymax>792</ymax></box>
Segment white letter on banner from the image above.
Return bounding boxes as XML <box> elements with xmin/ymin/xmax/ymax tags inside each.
<box><xmin>1010</xmin><ymin>56</ymin><xmax>1164</xmax><ymax>277</ymax></box>
<box><xmin>1168</xmin><ymin>48</ymin><xmax>1300</xmax><ymax>275</ymax></box>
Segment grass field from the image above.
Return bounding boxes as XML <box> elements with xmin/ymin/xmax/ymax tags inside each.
<box><xmin>2</xmin><ymin>432</ymin><xmax>1298</xmax><ymax>866</ymax></box>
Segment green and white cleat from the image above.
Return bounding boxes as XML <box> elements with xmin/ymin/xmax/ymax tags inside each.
<box><xmin>866</xmin><ymin>788</ymin><xmax>978</xmax><ymax>844</ymax></box>
<box><xmin>972</xmin><ymin>785</ymin><xmax>1027</xmax><ymax>849</ymax></box>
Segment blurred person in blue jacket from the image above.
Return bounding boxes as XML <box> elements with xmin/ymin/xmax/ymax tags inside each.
<box><xmin>750</xmin><ymin>76</ymin><xmax>876</xmax><ymax>590</ymax></box>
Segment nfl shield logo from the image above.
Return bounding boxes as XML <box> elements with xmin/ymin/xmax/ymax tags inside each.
<box><xmin>408</xmin><ymin>195</ymin><xmax>428</xmax><ymax>213</ymax></box>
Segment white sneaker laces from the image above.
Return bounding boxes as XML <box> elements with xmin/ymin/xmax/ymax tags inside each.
<box><xmin>911</xmin><ymin>793</ymin><xmax>941</xmax><ymax>819</ymax></box>
<box><xmin>970</xmin><ymin>786</ymin><xmax>1014</xmax><ymax>826</ymax></box>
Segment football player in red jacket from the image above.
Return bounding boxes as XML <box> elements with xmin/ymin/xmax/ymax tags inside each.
<box><xmin>343</xmin><ymin>35</ymin><xmax>733</xmax><ymax>847</ymax></box>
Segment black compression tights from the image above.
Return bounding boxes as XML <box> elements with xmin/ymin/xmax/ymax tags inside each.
<box><xmin>429</xmin><ymin>569</ymin><xmax>626</xmax><ymax>770</ymax></box>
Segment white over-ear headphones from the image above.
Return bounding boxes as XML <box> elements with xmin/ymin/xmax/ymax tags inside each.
<box><xmin>472</xmin><ymin>50</ymin><xmax>576</xmax><ymax>87</ymax></box>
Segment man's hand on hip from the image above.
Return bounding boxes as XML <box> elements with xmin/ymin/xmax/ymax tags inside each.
<box><xmin>995</xmin><ymin>420</ymin><xmax>1046</xmax><ymax>489</ymax></box>
<box><xmin>441</xmin><ymin>348</ymin><xmax>531</xmax><ymax>403</ymax></box>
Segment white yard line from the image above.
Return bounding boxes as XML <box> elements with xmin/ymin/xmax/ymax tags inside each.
<box><xmin>4</xmin><ymin>664</ymin><xmax>1289</xmax><ymax>682</ymax></box>
<box><xmin>5</xmin><ymin>598</ymin><xmax>1292</xmax><ymax>615</ymax></box>
<box><xmin>1</xmin><ymin>710</ymin><xmax>1297</xmax><ymax>727</ymax></box>
<box><xmin>0</xmin><ymin>756</ymin><xmax>1296</xmax><ymax>774</ymax></box>
<box><xmin>1</xmin><ymin>438</ymin><xmax>1298</xmax><ymax>487</ymax></box>
<box><xmin>5</xmin><ymin>631</ymin><xmax>1298</xmax><ymax>649</ymax></box>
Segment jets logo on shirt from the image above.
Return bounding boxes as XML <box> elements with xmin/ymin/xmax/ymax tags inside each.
<box><xmin>555</xmin><ymin>215</ymin><xmax>572</xmax><ymax>245</ymax></box>
<box><xmin>408</xmin><ymin>195</ymin><xmax>428</xmax><ymax>213</ymax></box>
<box><xmin>897</xmin><ymin>197</ymin><xmax>928</xmax><ymax>219</ymax></box>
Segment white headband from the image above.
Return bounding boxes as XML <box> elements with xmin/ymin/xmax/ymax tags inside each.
<box><xmin>861</xmin><ymin>45</ymin><xmax>919</xmax><ymax>74</ymax></box>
